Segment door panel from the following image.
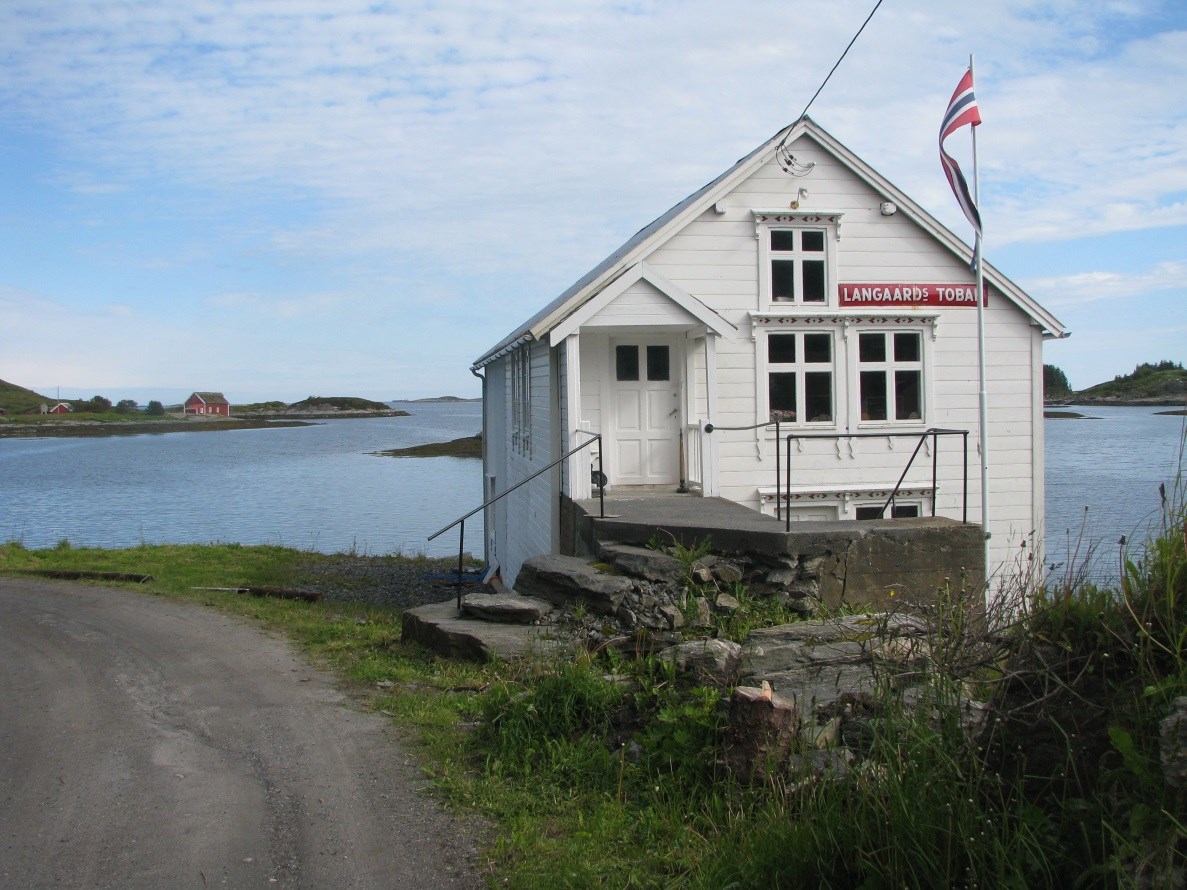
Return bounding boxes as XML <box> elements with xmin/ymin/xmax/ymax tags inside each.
<box><xmin>611</xmin><ymin>339</ymin><xmax>678</xmax><ymax>485</ymax></box>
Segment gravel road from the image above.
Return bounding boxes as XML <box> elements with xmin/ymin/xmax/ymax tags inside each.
<box><xmin>0</xmin><ymin>577</ymin><xmax>484</xmax><ymax>888</ymax></box>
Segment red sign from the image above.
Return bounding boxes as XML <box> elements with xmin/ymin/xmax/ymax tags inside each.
<box><xmin>838</xmin><ymin>282</ymin><xmax>987</xmax><ymax>307</ymax></box>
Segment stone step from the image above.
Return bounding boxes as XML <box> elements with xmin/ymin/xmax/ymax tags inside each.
<box><xmin>514</xmin><ymin>554</ymin><xmax>634</xmax><ymax>615</ymax></box>
<box><xmin>401</xmin><ymin>600</ymin><xmax>566</xmax><ymax>662</ymax></box>
<box><xmin>460</xmin><ymin>592</ymin><xmax>553</xmax><ymax>624</ymax></box>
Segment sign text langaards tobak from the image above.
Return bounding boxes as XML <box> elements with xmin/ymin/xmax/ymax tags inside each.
<box><xmin>838</xmin><ymin>283</ymin><xmax>987</xmax><ymax>307</ymax></box>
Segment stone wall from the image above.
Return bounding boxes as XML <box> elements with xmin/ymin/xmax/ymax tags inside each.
<box><xmin>563</xmin><ymin>496</ymin><xmax>985</xmax><ymax>612</ymax></box>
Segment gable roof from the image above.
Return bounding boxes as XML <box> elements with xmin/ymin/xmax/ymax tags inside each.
<box><xmin>188</xmin><ymin>391</ymin><xmax>228</xmax><ymax>404</ymax></box>
<box><xmin>474</xmin><ymin>116</ymin><xmax>1065</xmax><ymax>369</ymax></box>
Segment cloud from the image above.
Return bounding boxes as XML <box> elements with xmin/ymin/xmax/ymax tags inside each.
<box><xmin>1</xmin><ymin>0</ymin><xmax>1183</xmax><ymax>395</ymax></box>
<box><xmin>1023</xmin><ymin>260</ymin><xmax>1187</xmax><ymax>307</ymax></box>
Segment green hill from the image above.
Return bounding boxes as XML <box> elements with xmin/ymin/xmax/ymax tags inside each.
<box><xmin>0</xmin><ymin>379</ymin><xmax>55</xmax><ymax>414</ymax></box>
<box><xmin>1076</xmin><ymin>361</ymin><xmax>1187</xmax><ymax>404</ymax></box>
<box><xmin>289</xmin><ymin>396</ymin><xmax>394</xmax><ymax>412</ymax></box>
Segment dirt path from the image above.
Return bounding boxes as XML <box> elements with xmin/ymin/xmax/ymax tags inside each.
<box><xmin>0</xmin><ymin>577</ymin><xmax>484</xmax><ymax>888</ymax></box>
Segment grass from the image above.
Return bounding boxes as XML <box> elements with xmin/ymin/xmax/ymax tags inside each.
<box><xmin>3</xmin><ymin>498</ymin><xmax>1186</xmax><ymax>887</ymax></box>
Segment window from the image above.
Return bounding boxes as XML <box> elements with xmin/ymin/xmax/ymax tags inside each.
<box><xmin>770</xmin><ymin>229</ymin><xmax>827</xmax><ymax>303</ymax></box>
<box><xmin>766</xmin><ymin>332</ymin><xmax>833</xmax><ymax>423</ymax></box>
<box><xmin>858</xmin><ymin>331</ymin><xmax>923</xmax><ymax>423</ymax></box>
<box><xmin>511</xmin><ymin>347</ymin><xmax>531</xmax><ymax>455</ymax></box>
<box><xmin>615</xmin><ymin>345</ymin><xmax>670</xmax><ymax>382</ymax></box>
<box><xmin>855</xmin><ymin>503</ymin><xmax>921</xmax><ymax>520</ymax></box>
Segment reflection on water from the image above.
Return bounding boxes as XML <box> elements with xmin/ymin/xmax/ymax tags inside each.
<box><xmin>0</xmin><ymin>402</ymin><xmax>484</xmax><ymax>557</ymax></box>
<box><xmin>1045</xmin><ymin>405</ymin><xmax>1185</xmax><ymax>581</ymax></box>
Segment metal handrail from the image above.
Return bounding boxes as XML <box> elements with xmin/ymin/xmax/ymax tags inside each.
<box><xmin>782</xmin><ymin>428</ymin><xmax>969</xmax><ymax>531</ymax></box>
<box><xmin>703</xmin><ymin>418</ymin><xmax>783</xmax><ymax>520</ymax></box>
<box><xmin>428</xmin><ymin>431</ymin><xmax>605</xmax><ymax>609</ymax></box>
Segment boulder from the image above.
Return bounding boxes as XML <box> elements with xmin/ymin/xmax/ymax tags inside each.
<box><xmin>516</xmin><ymin>554</ymin><xmax>634</xmax><ymax>615</ymax></box>
<box><xmin>600</xmin><ymin>543</ymin><xmax>685</xmax><ymax>584</ymax></box>
<box><xmin>738</xmin><ymin>614</ymin><xmax>927</xmax><ymax>722</ymax></box>
<box><xmin>658</xmin><ymin>638</ymin><xmax>741</xmax><ymax>687</ymax></box>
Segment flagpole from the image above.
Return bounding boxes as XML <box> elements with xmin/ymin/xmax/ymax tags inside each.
<box><xmin>970</xmin><ymin>53</ymin><xmax>990</xmax><ymax>567</ymax></box>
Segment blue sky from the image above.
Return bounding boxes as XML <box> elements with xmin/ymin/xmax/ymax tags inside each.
<box><xmin>2</xmin><ymin>0</ymin><xmax>1184</xmax><ymax>404</ymax></box>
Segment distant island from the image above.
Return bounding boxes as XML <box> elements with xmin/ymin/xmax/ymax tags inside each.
<box><xmin>236</xmin><ymin>395</ymin><xmax>409</xmax><ymax>417</ymax></box>
<box><xmin>372</xmin><ymin>434</ymin><xmax>482</xmax><ymax>459</ymax></box>
<box><xmin>399</xmin><ymin>396</ymin><xmax>481</xmax><ymax>403</ymax></box>
<box><xmin>1045</xmin><ymin>361</ymin><xmax>1187</xmax><ymax>407</ymax></box>
<box><xmin>0</xmin><ymin>380</ymin><xmax>409</xmax><ymax>438</ymax></box>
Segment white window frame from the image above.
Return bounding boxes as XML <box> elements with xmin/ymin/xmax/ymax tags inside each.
<box><xmin>762</xmin><ymin>328</ymin><xmax>838</xmax><ymax>427</ymax></box>
<box><xmin>753</xmin><ymin>210</ymin><xmax>842</xmax><ymax>310</ymax></box>
<box><xmin>854</xmin><ymin>327</ymin><xmax>927</xmax><ymax>427</ymax></box>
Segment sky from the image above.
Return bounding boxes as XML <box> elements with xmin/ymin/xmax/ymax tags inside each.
<box><xmin>1</xmin><ymin>0</ymin><xmax>1184</xmax><ymax>404</ymax></box>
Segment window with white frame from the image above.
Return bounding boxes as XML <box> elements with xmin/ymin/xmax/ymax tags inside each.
<box><xmin>769</xmin><ymin>228</ymin><xmax>827</xmax><ymax>304</ymax></box>
<box><xmin>857</xmin><ymin>330</ymin><xmax>923</xmax><ymax>423</ymax></box>
<box><xmin>766</xmin><ymin>331</ymin><xmax>834</xmax><ymax>424</ymax></box>
<box><xmin>510</xmin><ymin>347</ymin><xmax>531</xmax><ymax>455</ymax></box>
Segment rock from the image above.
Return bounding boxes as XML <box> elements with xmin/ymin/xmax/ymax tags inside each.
<box><xmin>799</xmin><ymin>556</ymin><xmax>826</xmax><ymax>580</ymax></box>
<box><xmin>714</xmin><ymin>593</ymin><xmax>741</xmax><ymax>613</ymax></box>
<box><xmin>765</xmin><ymin>567</ymin><xmax>799</xmax><ymax>586</ymax></box>
<box><xmin>515</xmin><ymin>554</ymin><xmax>634</xmax><ymax>615</ymax></box>
<box><xmin>738</xmin><ymin>614</ymin><xmax>927</xmax><ymax>723</ymax></box>
<box><xmin>723</xmin><ymin>683</ymin><xmax>799</xmax><ymax>780</ymax></box>
<box><xmin>402</xmin><ymin>600</ymin><xmax>563</xmax><ymax>661</ymax></box>
<box><xmin>1161</xmin><ymin>696</ymin><xmax>1187</xmax><ymax>789</ymax></box>
<box><xmin>615</xmin><ymin>605</ymin><xmax>638</xmax><ymax>629</ymax></box>
<box><xmin>658</xmin><ymin>603</ymin><xmax>684</xmax><ymax>630</ymax></box>
<box><xmin>600</xmin><ymin>543</ymin><xmax>685</xmax><ymax>584</ymax></box>
<box><xmin>658</xmin><ymin>638</ymin><xmax>741</xmax><ymax>687</ymax></box>
<box><xmin>713</xmin><ymin>562</ymin><xmax>745</xmax><ymax>584</ymax></box>
<box><xmin>460</xmin><ymin>592</ymin><xmax>553</xmax><ymax>624</ymax></box>
<box><xmin>694</xmin><ymin>597</ymin><xmax>712</xmax><ymax>627</ymax></box>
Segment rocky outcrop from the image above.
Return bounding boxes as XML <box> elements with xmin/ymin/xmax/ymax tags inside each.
<box><xmin>738</xmin><ymin>614</ymin><xmax>929</xmax><ymax>723</ymax></box>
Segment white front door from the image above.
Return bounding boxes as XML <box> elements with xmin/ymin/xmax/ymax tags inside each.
<box><xmin>610</xmin><ymin>339</ymin><xmax>679</xmax><ymax>485</ymax></box>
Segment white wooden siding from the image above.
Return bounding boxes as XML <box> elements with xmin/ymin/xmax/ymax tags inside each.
<box><xmin>635</xmin><ymin>136</ymin><xmax>1042</xmax><ymax>574</ymax></box>
<box><xmin>484</xmin><ymin>130</ymin><xmax>1049</xmax><ymax>584</ymax></box>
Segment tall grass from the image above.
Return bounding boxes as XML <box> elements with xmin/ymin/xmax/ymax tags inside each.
<box><xmin>3</xmin><ymin>489</ymin><xmax>1185</xmax><ymax>886</ymax></box>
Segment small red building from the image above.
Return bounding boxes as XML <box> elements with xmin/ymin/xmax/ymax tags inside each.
<box><xmin>184</xmin><ymin>392</ymin><xmax>231</xmax><ymax>416</ymax></box>
<box><xmin>48</xmin><ymin>402</ymin><xmax>72</xmax><ymax>414</ymax></box>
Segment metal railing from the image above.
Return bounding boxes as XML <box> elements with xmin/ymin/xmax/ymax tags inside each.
<box><xmin>428</xmin><ymin>432</ymin><xmax>605</xmax><ymax>609</ymax></box>
<box><xmin>704</xmin><ymin>421</ymin><xmax>969</xmax><ymax>531</ymax></box>
<box><xmin>784</xmin><ymin>428</ymin><xmax>969</xmax><ymax>531</ymax></box>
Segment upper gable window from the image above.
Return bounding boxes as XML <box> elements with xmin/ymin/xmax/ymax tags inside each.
<box><xmin>770</xmin><ymin>229</ymin><xmax>827</xmax><ymax>303</ymax></box>
<box><xmin>753</xmin><ymin>212</ymin><xmax>841</xmax><ymax>308</ymax></box>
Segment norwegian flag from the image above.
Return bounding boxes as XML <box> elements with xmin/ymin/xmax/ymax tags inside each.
<box><xmin>939</xmin><ymin>68</ymin><xmax>982</xmax><ymax>237</ymax></box>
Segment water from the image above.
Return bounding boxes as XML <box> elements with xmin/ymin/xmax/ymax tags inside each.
<box><xmin>3</xmin><ymin>400</ymin><xmax>1182</xmax><ymax>572</ymax></box>
<box><xmin>0</xmin><ymin>402</ymin><xmax>484</xmax><ymax>557</ymax></box>
<box><xmin>1045</xmin><ymin>405</ymin><xmax>1185</xmax><ymax>580</ymax></box>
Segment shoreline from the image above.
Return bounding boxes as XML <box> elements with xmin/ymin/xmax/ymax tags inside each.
<box><xmin>0</xmin><ymin>409</ymin><xmax>408</xmax><ymax>439</ymax></box>
<box><xmin>0</xmin><ymin>417</ymin><xmax>316</xmax><ymax>438</ymax></box>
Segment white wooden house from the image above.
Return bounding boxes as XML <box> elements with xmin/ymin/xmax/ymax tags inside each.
<box><xmin>473</xmin><ymin>117</ymin><xmax>1066</xmax><ymax>586</ymax></box>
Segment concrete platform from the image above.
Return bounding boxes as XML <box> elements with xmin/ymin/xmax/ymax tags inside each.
<box><xmin>574</xmin><ymin>493</ymin><xmax>878</xmax><ymax>558</ymax></box>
